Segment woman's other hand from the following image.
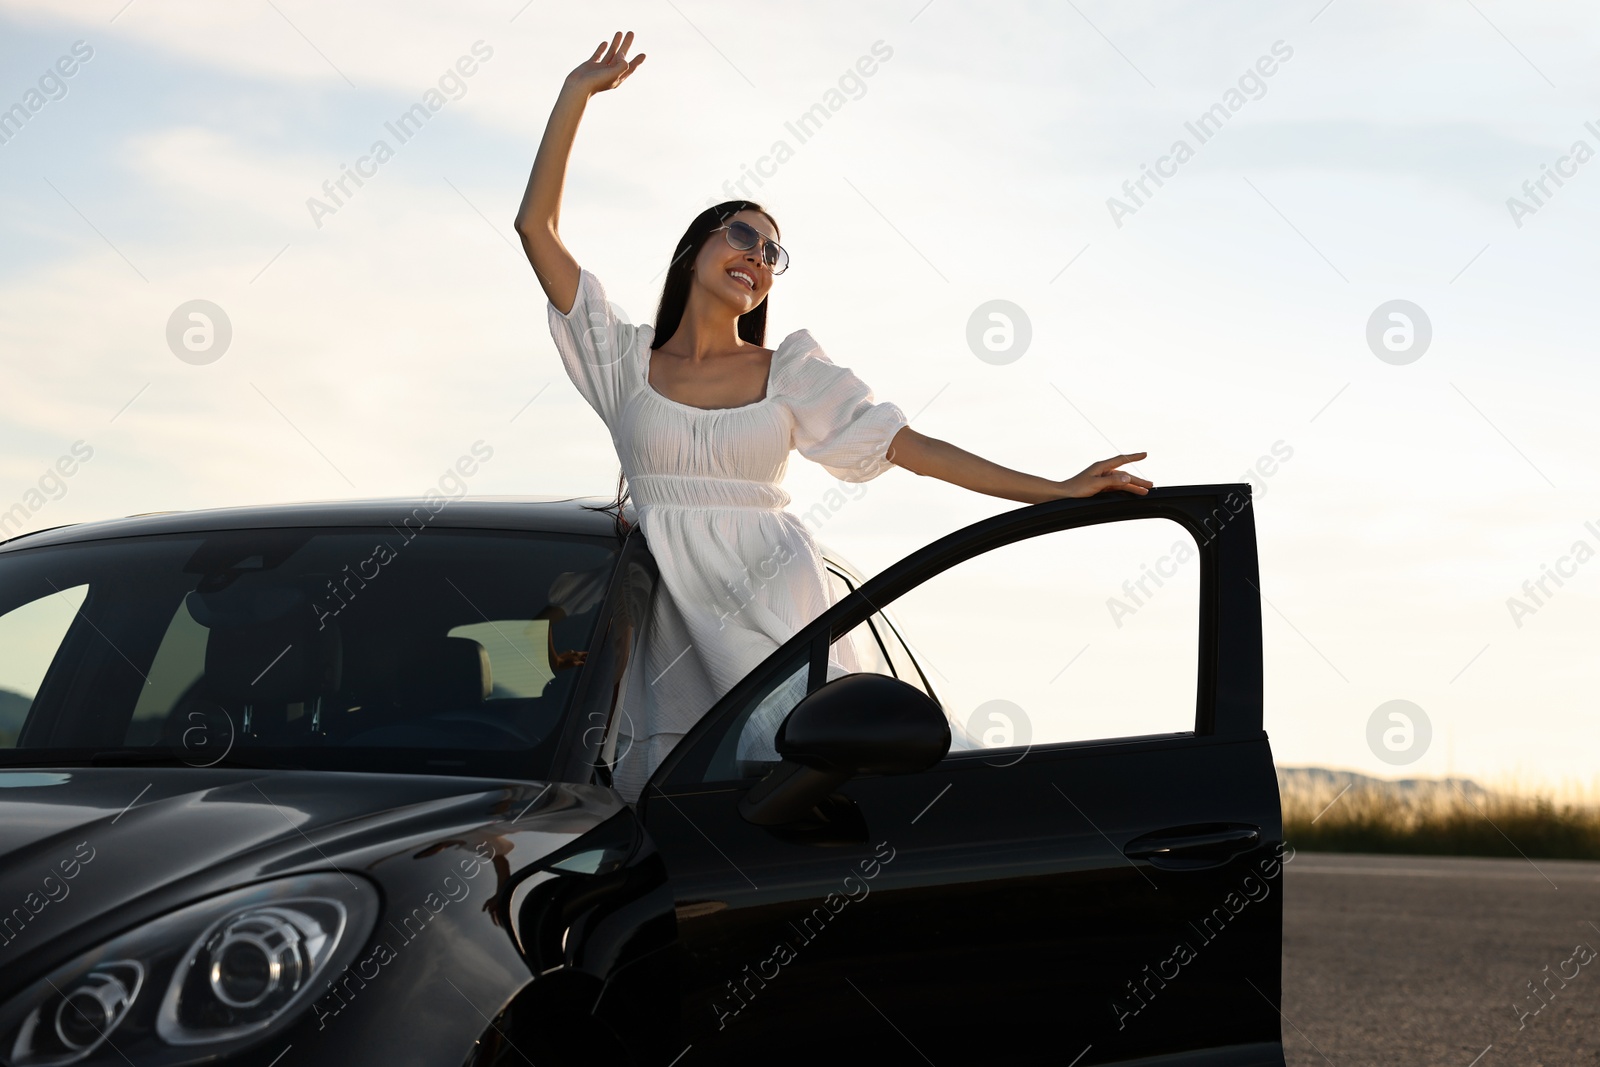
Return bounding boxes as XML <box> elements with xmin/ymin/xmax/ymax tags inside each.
<box><xmin>1054</xmin><ymin>452</ymin><xmax>1154</xmax><ymax>497</ymax></box>
<box><xmin>551</xmin><ymin>649</ymin><xmax>588</xmax><ymax>671</ymax></box>
<box><xmin>565</xmin><ymin>30</ymin><xmax>646</xmax><ymax>97</ymax></box>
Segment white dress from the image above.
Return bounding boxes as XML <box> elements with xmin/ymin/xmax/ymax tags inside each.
<box><xmin>547</xmin><ymin>268</ymin><xmax>909</xmax><ymax>801</ymax></box>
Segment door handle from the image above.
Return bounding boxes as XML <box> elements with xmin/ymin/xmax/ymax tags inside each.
<box><xmin>1123</xmin><ymin>824</ymin><xmax>1261</xmax><ymax>870</ymax></box>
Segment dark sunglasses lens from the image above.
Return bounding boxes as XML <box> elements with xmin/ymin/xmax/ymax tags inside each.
<box><xmin>727</xmin><ymin>221</ymin><xmax>787</xmax><ymax>273</ymax></box>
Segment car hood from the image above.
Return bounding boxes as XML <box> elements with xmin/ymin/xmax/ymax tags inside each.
<box><xmin>0</xmin><ymin>766</ymin><xmax>620</xmax><ymax>968</ymax></box>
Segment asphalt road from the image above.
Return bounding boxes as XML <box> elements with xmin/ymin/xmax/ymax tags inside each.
<box><xmin>1282</xmin><ymin>852</ymin><xmax>1600</xmax><ymax>1066</ymax></box>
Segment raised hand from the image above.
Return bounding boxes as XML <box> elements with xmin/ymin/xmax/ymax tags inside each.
<box><xmin>1057</xmin><ymin>452</ymin><xmax>1154</xmax><ymax>497</ymax></box>
<box><xmin>564</xmin><ymin>30</ymin><xmax>646</xmax><ymax>97</ymax></box>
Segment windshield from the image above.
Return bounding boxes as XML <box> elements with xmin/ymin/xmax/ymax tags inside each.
<box><xmin>0</xmin><ymin>526</ymin><xmax>617</xmax><ymax>779</ymax></box>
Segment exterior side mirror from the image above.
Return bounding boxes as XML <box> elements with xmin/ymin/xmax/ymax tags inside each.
<box><xmin>738</xmin><ymin>673</ymin><xmax>950</xmax><ymax>827</ymax></box>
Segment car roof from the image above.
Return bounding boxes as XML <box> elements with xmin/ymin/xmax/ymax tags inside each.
<box><xmin>0</xmin><ymin>495</ymin><xmax>637</xmax><ymax>553</ymax></box>
<box><xmin>0</xmin><ymin>495</ymin><xmax>855</xmax><ymax>571</ymax></box>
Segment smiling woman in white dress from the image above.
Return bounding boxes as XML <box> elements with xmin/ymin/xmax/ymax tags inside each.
<box><xmin>514</xmin><ymin>31</ymin><xmax>1155</xmax><ymax>801</ymax></box>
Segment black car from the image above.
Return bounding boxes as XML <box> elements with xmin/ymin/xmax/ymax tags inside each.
<box><xmin>0</xmin><ymin>486</ymin><xmax>1285</xmax><ymax>1066</ymax></box>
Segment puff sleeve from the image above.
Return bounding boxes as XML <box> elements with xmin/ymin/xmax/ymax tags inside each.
<box><xmin>546</xmin><ymin>267</ymin><xmax>641</xmax><ymax>432</ymax></box>
<box><xmin>780</xmin><ymin>332</ymin><xmax>909</xmax><ymax>482</ymax></box>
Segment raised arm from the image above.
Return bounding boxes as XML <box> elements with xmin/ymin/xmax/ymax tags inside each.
<box><xmin>514</xmin><ymin>30</ymin><xmax>646</xmax><ymax>315</ymax></box>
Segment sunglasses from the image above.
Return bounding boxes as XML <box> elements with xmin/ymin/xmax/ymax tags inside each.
<box><xmin>712</xmin><ymin>220</ymin><xmax>790</xmax><ymax>275</ymax></box>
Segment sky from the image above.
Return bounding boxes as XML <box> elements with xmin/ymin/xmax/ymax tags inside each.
<box><xmin>1</xmin><ymin>0</ymin><xmax>1597</xmax><ymax>794</ymax></box>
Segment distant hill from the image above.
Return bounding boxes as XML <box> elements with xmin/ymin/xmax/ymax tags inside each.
<box><xmin>1277</xmin><ymin>764</ymin><xmax>1490</xmax><ymax>802</ymax></box>
<box><xmin>1278</xmin><ymin>764</ymin><xmax>1599</xmax><ymax>860</ymax></box>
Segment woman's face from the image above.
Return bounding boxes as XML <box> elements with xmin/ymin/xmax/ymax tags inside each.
<box><xmin>691</xmin><ymin>208</ymin><xmax>780</xmax><ymax>318</ymax></box>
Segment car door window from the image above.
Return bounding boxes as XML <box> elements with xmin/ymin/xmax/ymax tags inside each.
<box><xmin>870</xmin><ymin>608</ymin><xmax>933</xmax><ymax>697</ymax></box>
<box><xmin>824</xmin><ymin>568</ymin><xmax>893</xmax><ymax>677</ymax></box>
<box><xmin>710</xmin><ymin>517</ymin><xmax>1198</xmax><ymax>779</ymax></box>
<box><xmin>731</xmin><ymin>621</ymin><xmax>885</xmax><ymax>773</ymax></box>
<box><xmin>825</xmin><ymin>566</ymin><xmax>931</xmax><ymax>696</ymax></box>
<box><xmin>899</xmin><ymin>517</ymin><xmax>1199</xmax><ymax>754</ymax></box>
<box><xmin>725</xmin><ymin>567</ymin><xmax>918</xmax><ymax>773</ymax></box>
<box><xmin>0</xmin><ymin>584</ymin><xmax>88</xmax><ymax>746</ymax></box>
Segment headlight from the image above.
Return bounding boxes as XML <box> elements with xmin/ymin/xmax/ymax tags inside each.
<box><xmin>0</xmin><ymin>873</ymin><xmax>379</xmax><ymax>1067</ymax></box>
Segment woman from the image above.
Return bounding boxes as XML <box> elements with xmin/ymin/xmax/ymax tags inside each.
<box><xmin>514</xmin><ymin>31</ymin><xmax>1153</xmax><ymax>801</ymax></box>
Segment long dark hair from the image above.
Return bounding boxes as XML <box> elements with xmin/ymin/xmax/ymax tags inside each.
<box><xmin>583</xmin><ymin>200</ymin><xmax>781</xmax><ymax>531</ymax></box>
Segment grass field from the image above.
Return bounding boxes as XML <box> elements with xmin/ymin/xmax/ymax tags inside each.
<box><xmin>1278</xmin><ymin>766</ymin><xmax>1600</xmax><ymax>860</ymax></box>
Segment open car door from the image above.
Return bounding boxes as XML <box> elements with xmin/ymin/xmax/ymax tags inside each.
<box><xmin>637</xmin><ymin>485</ymin><xmax>1286</xmax><ymax>1067</ymax></box>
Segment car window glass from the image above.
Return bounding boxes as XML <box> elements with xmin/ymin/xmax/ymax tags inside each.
<box><xmin>0</xmin><ymin>584</ymin><xmax>87</xmax><ymax>747</ymax></box>
<box><xmin>703</xmin><ymin>517</ymin><xmax>1198</xmax><ymax>780</ymax></box>
<box><xmin>826</xmin><ymin>566</ymin><xmax>931</xmax><ymax>696</ymax></box>
<box><xmin>826</xmin><ymin>569</ymin><xmax>892</xmax><ymax>677</ymax></box>
<box><xmin>732</xmin><ymin>659</ymin><xmax>809</xmax><ymax>772</ymax></box>
<box><xmin>871</xmin><ymin>612</ymin><xmax>932</xmax><ymax>697</ymax></box>
<box><xmin>0</xmin><ymin>530</ymin><xmax>616</xmax><ymax>779</ymax></box>
<box><xmin>892</xmin><ymin>517</ymin><xmax>1199</xmax><ymax>753</ymax></box>
<box><xmin>722</xmin><ymin>568</ymin><xmax>895</xmax><ymax>769</ymax></box>
<box><xmin>126</xmin><ymin>595</ymin><xmax>209</xmax><ymax>744</ymax></box>
<box><xmin>718</xmin><ymin>614</ymin><xmax>900</xmax><ymax>781</ymax></box>
<box><xmin>446</xmin><ymin>619</ymin><xmax>555</xmax><ymax>697</ymax></box>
